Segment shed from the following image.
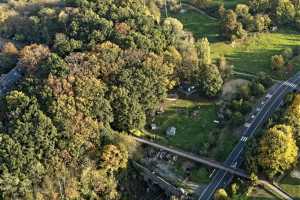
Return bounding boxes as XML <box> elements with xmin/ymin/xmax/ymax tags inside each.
<box><xmin>151</xmin><ymin>123</ymin><xmax>158</xmax><ymax>130</ymax></box>
<box><xmin>166</xmin><ymin>126</ymin><xmax>176</xmax><ymax>136</ymax></box>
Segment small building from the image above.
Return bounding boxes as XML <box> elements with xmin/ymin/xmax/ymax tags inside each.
<box><xmin>150</xmin><ymin>123</ymin><xmax>158</xmax><ymax>130</ymax></box>
<box><xmin>178</xmin><ymin>82</ymin><xmax>197</xmax><ymax>96</ymax></box>
<box><xmin>166</xmin><ymin>126</ymin><xmax>176</xmax><ymax>136</ymax></box>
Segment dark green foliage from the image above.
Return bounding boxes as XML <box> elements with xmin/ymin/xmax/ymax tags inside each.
<box><xmin>53</xmin><ymin>33</ymin><xmax>82</xmax><ymax>57</ymax></box>
<box><xmin>40</xmin><ymin>53</ymin><xmax>69</xmax><ymax>77</ymax></box>
<box><xmin>0</xmin><ymin>91</ymin><xmax>58</xmax><ymax>197</ymax></box>
<box><xmin>198</xmin><ymin>64</ymin><xmax>223</xmax><ymax>97</ymax></box>
<box><xmin>110</xmin><ymin>87</ymin><xmax>146</xmax><ymax>131</ymax></box>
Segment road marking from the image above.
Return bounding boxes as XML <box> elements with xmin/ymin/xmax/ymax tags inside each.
<box><xmin>240</xmin><ymin>136</ymin><xmax>248</xmax><ymax>142</ymax></box>
<box><xmin>199</xmin><ymin>78</ymin><xmax>300</xmax><ymax>200</ymax></box>
<box><xmin>283</xmin><ymin>81</ymin><xmax>297</xmax><ymax>88</ymax></box>
<box><xmin>266</xmin><ymin>94</ymin><xmax>272</xmax><ymax>98</ymax></box>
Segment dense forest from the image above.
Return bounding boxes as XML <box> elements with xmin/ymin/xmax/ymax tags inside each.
<box><xmin>0</xmin><ymin>0</ymin><xmax>228</xmax><ymax>199</ymax></box>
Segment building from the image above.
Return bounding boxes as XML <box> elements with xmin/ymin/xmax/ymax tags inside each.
<box><xmin>166</xmin><ymin>126</ymin><xmax>176</xmax><ymax>136</ymax></box>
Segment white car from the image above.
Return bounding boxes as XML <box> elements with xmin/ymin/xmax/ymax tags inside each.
<box><xmin>251</xmin><ymin>115</ymin><xmax>255</xmax><ymax>119</ymax></box>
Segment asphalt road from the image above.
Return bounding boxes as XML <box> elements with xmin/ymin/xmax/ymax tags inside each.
<box><xmin>199</xmin><ymin>73</ymin><xmax>300</xmax><ymax>200</ymax></box>
<box><xmin>0</xmin><ymin>67</ymin><xmax>23</xmax><ymax>96</ymax></box>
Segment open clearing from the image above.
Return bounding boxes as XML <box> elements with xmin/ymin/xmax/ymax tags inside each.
<box><xmin>171</xmin><ymin>5</ymin><xmax>300</xmax><ymax>75</ymax></box>
<box><xmin>149</xmin><ymin>98</ymin><xmax>238</xmax><ymax>161</ymax></box>
<box><xmin>279</xmin><ymin>164</ymin><xmax>300</xmax><ymax>199</ymax></box>
<box><xmin>211</xmin><ymin>29</ymin><xmax>300</xmax><ymax>74</ymax></box>
<box><xmin>169</xmin><ymin>6</ymin><xmax>220</xmax><ymax>42</ymax></box>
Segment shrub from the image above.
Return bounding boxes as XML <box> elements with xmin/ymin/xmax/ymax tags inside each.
<box><xmin>281</xmin><ymin>47</ymin><xmax>294</xmax><ymax>60</ymax></box>
<box><xmin>271</xmin><ymin>54</ymin><xmax>285</xmax><ymax>71</ymax></box>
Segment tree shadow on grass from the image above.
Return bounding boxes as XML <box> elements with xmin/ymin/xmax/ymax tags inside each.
<box><xmin>224</xmin><ymin>43</ymin><xmax>300</xmax><ymax>74</ymax></box>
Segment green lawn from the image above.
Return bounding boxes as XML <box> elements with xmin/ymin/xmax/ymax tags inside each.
<box><xmin>211</xmin><ymin>29</ymin><xmax>300</xmax><ymax>74</ymax></box>
<box><xmin>183</xmin><ymin>0</ymin><xmax>247</xmax><ymax>9</ymax></box>
<box><xmin>212</xmin><ymin>0</ymin><xmax>248</xmax><ymax>8</ymax></box>
<box><xmin>280</xmin><ymin>176</ymin><xmax>300</xmax><ymax>200</ymax></box>
<box><xmin>169</xmin><ymin>7</ymin><xmax>220</xmax><ymax>42</ymax></box>
<box><xmin>279</xmin><ymin>164</ymin><xmax>300</xmax><ymax>200</ymax></box>
<box><xmin>248</xmin><ymin>186</ymin><xmax>277</xmax><ymax>200</ymax></box>
<box><xmin>171</xmin><ymin>4</ymin><xmax>300</xmax><ymax>75</ymax></box>
<box><xmin>150</xmin><ymin>98</ymin><xmax>238</xmax><ymax>161</ymax></box>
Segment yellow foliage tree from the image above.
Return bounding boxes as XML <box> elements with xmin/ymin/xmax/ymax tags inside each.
<box><xmin>214</xmin><ymin>188</ymin><xmax>228</xmax><ymax>200</ymax></box>
<box><xmin>258</xmin><ymin>124</ymin><xmax>298</xmax><ymax>178</ymax></box>
<box><xmin>287</xmin><ymin>94</ymin><xmax>300</xmax><ymax>126</ymax></box>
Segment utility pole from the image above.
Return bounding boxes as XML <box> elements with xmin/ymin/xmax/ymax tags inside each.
<box><xmin>165</xmin><ymin>0</ymin><xmax>168</xmax><ymax>17</ymax></box>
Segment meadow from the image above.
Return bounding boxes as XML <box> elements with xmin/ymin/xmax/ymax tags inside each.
<box><xmin>150</xmin><ymin>98</ymin><xmax>238</xmax><ymax>162</ymax></box>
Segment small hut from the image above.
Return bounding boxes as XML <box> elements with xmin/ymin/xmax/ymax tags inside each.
<box><xmin>166</xmin><ymin>126</ymin><xmax>176</xmax><ymax>136</ymax></box>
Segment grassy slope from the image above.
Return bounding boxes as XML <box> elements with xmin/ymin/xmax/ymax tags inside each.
<box><xmin>280</xmin><ymin>176</ymin><xmax>300</xmax><ymax>199</ymax></box>
<box><xmin>279</xmin><ymin>164</ymin><xmax>300</xmax><ymax>200</ymax></box>
<box><xmin>211</xmin><ymin>29</ymin><xmax>300</xmax><ymax>74</ymax></box>
<box><xmin>169</xmin><ymin>7</ymin><xmax>220</xmax><ymax>42</ymax></box>
<box><xmin>171</xmin><ymin>7</ymin><xmax>300</xmax><ymax>74</ymax></box>
<box><xmin>212</xmin><ymin>0</ymin><xmax>248</xmax><ymax>8</ymax></box>
<box><xmin>183</xmin><ymin>0</ymin><xmax>248</xmax><ymax>9</ymax></box>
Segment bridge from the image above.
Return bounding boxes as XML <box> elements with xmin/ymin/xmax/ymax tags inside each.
<box><xmin>133</xmin><ymin>136</ymin><xmax>249</xmax><ymax>179</ymax></box>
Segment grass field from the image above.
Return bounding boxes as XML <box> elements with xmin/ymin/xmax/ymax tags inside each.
<box><xmin>211</xmin><ymin>29</ymin><xmax>300</xmax><ymax>74</ymax></box>
<box><xmin>171</xmin><ymin>6</ymin><xmax>300</xmax><ymax>75</ymax></box>
<box><xmin>150</xmin><ymin>98</ymin><xmax>238</xmax><ymax>161</ymax></box>
<box><xmin>279</xmin><ymin>164</ymin><xmax>300</xmax><ymax>200</ymax></box>
<box><xmin>183</xmin><ymin>0</ymin><xmax>247</xmax><ymax>9</ymax></box>
<box><xmin>212</xmin><ymin>0</ymin><xmax>248</xmax><ymax>8</ymax></box>
<box><xmin>280</xmin><ymin>176</ymin><xmax>300</xmax><ymax>200</ymax></box>
<box><xmin>248</xmin><ymin>187</ymin><xmax>276</xmax><ymax>200</ymax></box>
<box><xmin>169</xmin><ymin>7</ymin><xmax>220</xmax><ymax>42</ymax></box>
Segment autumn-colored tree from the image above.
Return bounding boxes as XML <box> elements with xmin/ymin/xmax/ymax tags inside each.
<box><xmin>18</xmin><ymin>44</ymin><xmax>50</xmax><ymax>72</ymax></box>
<box><xmin>101</xmin><ymin>144</ymin><xmax>128</xmax><ymax>173</ymax></box>
<box><xmin>214</xmin><ymin>188</ymin><xmax>229</xmax><ymax>200</ymax></box>
<box><xmin>257</xmin><ymin>124</ymin><xmax>298</xmax><ymax>178</ymax></box>
<box><xmin>271</xmin><ymin>54</ymin><xmax>285</xmax><ymax>71</ymax></box>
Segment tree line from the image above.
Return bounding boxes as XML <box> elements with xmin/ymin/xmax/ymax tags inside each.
<box><xmin>0</xmin><ymin>0</ymin><xmax>230</xmax><ymax>199</ymax></box>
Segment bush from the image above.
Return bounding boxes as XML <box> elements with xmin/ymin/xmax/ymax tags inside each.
<box><xmin>251</xmin><ymin>82</ymin><xmax>265</xmax><ymax>97</ymax></box>
<box><xmin>238</xmin><ymin>83</ymin><xmax>251</xmax><ymax>99</ymax></box>
<box><xmin>281</xmin><ymin>47</ymin><xmax>294</xmax><ymax>60</ymax></box>
<box><xmin>271</xmin><ymin>54</ymin><xmax>285</xmax><ymax>71</ymax></box>
<box><xmin>231</xmin><ymin>111</ymin><xmax>244</xmax><ymax>126</ymax></box>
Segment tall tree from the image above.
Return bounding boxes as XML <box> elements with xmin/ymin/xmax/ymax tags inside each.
<box><xmin>257</xmin><ymin>124</ymin><xmax>298</xmax><ymax>178</ymax></box>
<box><xmin>196</xmin><ymin>37</ymin><xmax>211</xmax><ymax>66</ymax></box>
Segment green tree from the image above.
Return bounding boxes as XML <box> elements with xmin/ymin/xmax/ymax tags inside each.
<box><xmin>197</xmin><ymin>64</ymin><xmax>223</xmax><ymax>97</ymax></box>
<box><xmin>221</xmin><ymin>10</ymin><xmax>238</xmax><ymax>40</ymax></box>
<box><xmin>276</xmin><ymin>0</ymin><xmax>296</xmax><ymax>25</ymax></box>
<box><xmin>110</xmin><ymin>87</ymin><xmax>146</xmax><ymax>131</ymax></box>
<box><xmin>53</xmin><ymin>33</ymin><xmax>82</xmax><ymax>57</ymax></box>
<box><xmin>196</xmin><ymin>37</ymin><xmax>211</xmax><ymax>66</ymax></box>
<box><xmin>0</xmin><ymin>91</ymin><xmax>58</xmax><ymax>198</ymax></box>
<box><xmin>41</xmin><ymin>53</ymin><xmax>69</xmax><ymax>77</ymax></box>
